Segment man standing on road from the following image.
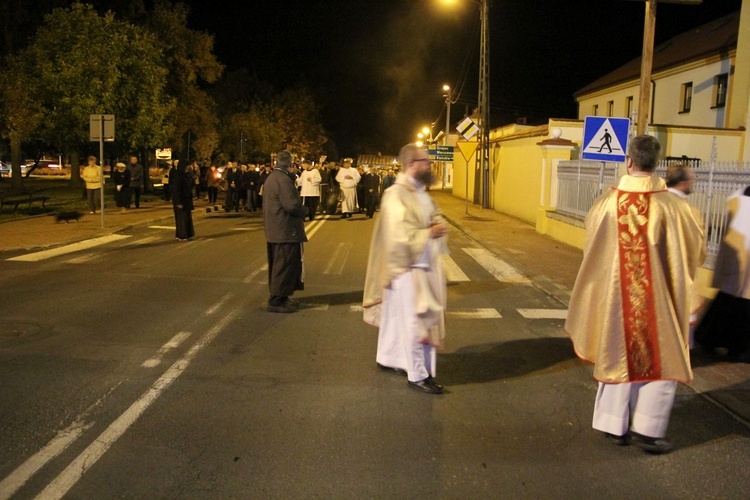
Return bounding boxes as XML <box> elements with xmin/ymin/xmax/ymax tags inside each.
<box><xmin>363</xmin><ymin>143</ymin><xmax>449</xmax><ymax>395</ymax></box>
<box><xmin>336</xmin><ymin>159</ymin><xmax>360</xmax><ymax>219</ymax></box>
<box><xmin>296</xmin><ymin>160</ymin><xmax>321</xmax><ymax>221</ymax></box>
<box><xmin>127</xmin><ymin>155</ymin><xmax>144</xmax><ymax>208</ymax></box>
<box><xmin>362</xmin><ymin>166</ymin><xmax>381</xmax><ymax>219</ymax></box>
<box><xmin>564</xmin><ymin>135</ymin><xmax>704</xmax><ymax>454</ymax></box>
<box><xmin>263</xmin><ymin>150</ymin><xmax>308</xmax><ymax>313</ymax></box>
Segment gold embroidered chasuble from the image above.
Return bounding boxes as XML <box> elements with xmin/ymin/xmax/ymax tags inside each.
<box><xmin>565</xmin><ymin>175</ymin><xmax>704</xmax><ymax>384</ymax></box>
<box><xmin>362</xmin><ymin>174</ymin><xmax>447</xmax><ymax>347</ymax></box>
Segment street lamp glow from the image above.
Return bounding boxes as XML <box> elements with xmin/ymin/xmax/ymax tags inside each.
<box><xmin>422</xmin><ymin>126</ymin><xmax>430</xmax><ymax>135</ymax></box>
<box><xmin>442</xmin><ymin>84</ymin><xmax>450</xmax><ymax>93</ymax></box>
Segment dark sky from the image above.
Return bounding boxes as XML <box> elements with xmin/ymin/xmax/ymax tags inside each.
<box><xmin>185</xmin><ymin>0</ymin><xmax>743</xmax><ymax>156</ymax></box>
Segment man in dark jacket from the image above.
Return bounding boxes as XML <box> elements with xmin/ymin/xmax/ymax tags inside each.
<box><xmin>362</xmin><ymin>167</ymin><xmax>381</xmax><ymax>218</ymax></box>
<box><xmin>263</xmin><ymin>150</ymin><xmax>308</xmax><ymax>313</ymax></box>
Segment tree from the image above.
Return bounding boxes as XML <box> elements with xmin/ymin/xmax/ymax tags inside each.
<box><xmin>274</xmin><ymin>88</ymin><xmax>328</xmax><ymax>161</ymax></box>
<box><xmin>145</xmin><ymin>1</ymin><xmax>223</xmax><ymax>155</ymax></box>
<box><xmin>0</xmin><ymin>65</ymin><xmax>42</xmax><ymax>188</ymax></box>
<box><xmin>20</xmin><ymin>3</ymin><xmax>174</xmax><ymax>186</ymax></box>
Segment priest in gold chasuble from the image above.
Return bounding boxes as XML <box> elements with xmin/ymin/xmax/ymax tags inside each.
<box><xmin>564</xmin><ymin>135</ymin><xmax>705</xmax><ymax>453</ymax></box>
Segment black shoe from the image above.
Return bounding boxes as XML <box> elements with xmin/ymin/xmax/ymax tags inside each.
<box><xmin>603</xmin><ymin>432</ymin><xmax>628</xmax><ymax>446</ymax></box>
<box><xmin>286</xmin><ymin>298</ymin><xmax>300</xmax><ymax>307</ymax></box>
<box><xmin>377</xmin><ymin>363</ymin><xmax>407</xmax><ymax>376</ymax></box>
<box><xmin>627</xmin><ymin>432</ymin><xmax>673</xmax><ymax>454</ymax></box>
<box><xmin>267</xmin><ymin>304</ymin><xmax>297</xmax><ymax>313</ymax></box>
<box><xmin>408</xmin><ymin>377</ymin><xmax>444</xmax><ymax>394</ymax></box>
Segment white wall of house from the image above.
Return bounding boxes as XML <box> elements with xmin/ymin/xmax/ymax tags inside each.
<box><xmin>577</xmin><ymin>84</ymin><xmax>640</xmax><ymax>121</ymax></box>
<box><xmin>577</xmin><ymin>52</ymin><xmax>736</xmax><ymax>130</ymax></box>
<box><xmin>653</xmin><ymin>55</ymin><xmax>734</xmax><ymax>128</ymax></box>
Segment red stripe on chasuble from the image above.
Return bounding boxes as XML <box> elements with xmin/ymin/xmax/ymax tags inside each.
<box><xmin>616</xmin><ymin>191</ymin><xmax>662</xmax><ymax>380</ymax></box>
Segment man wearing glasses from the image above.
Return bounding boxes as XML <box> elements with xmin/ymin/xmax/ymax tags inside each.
<box><xmin>363</xmin><ymin>143</ymin><xmax>449</xmax><ymax>394</ymax></box>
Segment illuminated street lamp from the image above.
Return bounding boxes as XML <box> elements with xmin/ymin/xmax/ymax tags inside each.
<box><xmin>442</xmin><ymin>84</ymin><xmax>453</xmax><ymax>189</ymax></box>
<box><xmin>440</xmin><ymin>0</ymin><xmax>490</xmax><ymax>208</ymax></box>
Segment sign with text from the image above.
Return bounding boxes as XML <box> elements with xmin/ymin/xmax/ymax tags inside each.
<box><xmin>428</xmin><ymin>145</ymin><xmax>454</xmax><ymax>162</ymax></box>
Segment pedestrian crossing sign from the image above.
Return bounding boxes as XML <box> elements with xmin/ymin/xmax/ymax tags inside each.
<box><xmin>581</xmin><ymin>116</ymin><xmax>630</xmax><ymax>162</ymax></box>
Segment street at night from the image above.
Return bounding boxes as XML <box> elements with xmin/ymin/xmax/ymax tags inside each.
<box><xmin>1</xmin><ymin>194</ymin><xmax>748</xmax><ymax>498</ymax></box>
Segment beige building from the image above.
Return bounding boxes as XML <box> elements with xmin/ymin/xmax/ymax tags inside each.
<box><xmin>574</xmin><ymin>6</ymin><xmax>750</xmax><ymax>161</ymax></box>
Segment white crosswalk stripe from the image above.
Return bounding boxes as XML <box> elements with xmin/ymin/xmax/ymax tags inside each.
<box><xmin>6</xmin><ymin>235</ymin><xmax>131</xmax><ymax>262</ymax></box>
<box><xmin>517</xmin><ymin>309</ymin><xmax>567</xmax><ymax>319</ymax></box>
<box><xmin>441</xmin><ymin>254</ymin><xmax>470</xmax><ymax>282</ymax></box>
<box><xmin>462</xmin><ymin>247</ymin><xmax>530</xmax><ymax>283</ymax></box>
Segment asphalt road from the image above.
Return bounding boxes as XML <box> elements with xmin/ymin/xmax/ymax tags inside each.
<box><xmin>1</xmin><ymin>210</ymin><xmax>748</xmax><ymax>498</ymax></box>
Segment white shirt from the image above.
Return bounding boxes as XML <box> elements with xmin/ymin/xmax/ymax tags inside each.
<box><xmin>296</xmin><ymin>168</ymin><xmax>322</xmax><ymax>196</ymax></box>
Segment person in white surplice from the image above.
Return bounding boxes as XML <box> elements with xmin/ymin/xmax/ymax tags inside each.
<box><xmin>336</xmin><ymin>159</ymin><xmax>360</xmax><ymax>218</ymax></box>
<box><xmin>362</xmin><ymin>143</ymin><xmax>448</xmax><ymax>394</ymax></box>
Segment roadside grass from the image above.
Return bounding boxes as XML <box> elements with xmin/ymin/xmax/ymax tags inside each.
<box><xmin>0</xmin><ymin>174</ymin><xmax>162</xmax><ymax>222</ymax></box>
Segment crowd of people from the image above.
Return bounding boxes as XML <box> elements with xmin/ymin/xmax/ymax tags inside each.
<box><xmin>153</xmin><ymin>157</ymin><xmax>400</xmax><ymax>221</ymax></box>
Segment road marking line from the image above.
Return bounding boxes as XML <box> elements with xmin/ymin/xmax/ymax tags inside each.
<box><xmin>141</xmin><ymin>332</ymin><xmax>192</xmax><ymax>368</ymax></box>
<box><xmin>350</xmin><ymin>305</ymin><xmax>501</xmax><ymax>319</ymax></box>
<box><xmin>37</xmin><ymin>309</ymin><xmax>239</xmax><ymax>500</ymax></box>
<box><xmin>462</xmin><ymin>248</ymin><xmax>530</xmax><ymax>283</ymax></box>
<box><xmin>517</xmin><ymin>308</ymin><xmax>568</xmax><ymax>319</ymax></box>
<box><xmin>441</xmin><ymin>254</ymin><xmax>470</xmax><ymax>282</ymax></box>
<box><xmin>0</xmin><ymin>381</ymin><xmax>122</xmax><ymax>500</ymax></box>
<box><xmin>6</xmin><ymin>235</ymin><xmax>131</xmax><ymax>262</ymax></box>
<box><xmin>0</xmin><ymin>421</ymin><xmax>93</xmax><ymax>500</ymax></box>
<box><xmin>448</xmin><ymin>308</ymin><xmax>502</xmax><ymax>319</ymax></box>
<box><xmin>243</xmin><ymin>264</ymin><xmax>268</xmax><ymax>283</ymax></box>
<box><xmin>306</xmin><ymin>218</ymin><xmax>326</xmax><ymax>239</ymax></box>
<box><xmin>204</xmin><ymin>293</ymin><xmax>233</xmax><ymax>316</ymax></box>
<box><xmin>300</xmin><ymin>304</ymin><xmax>329</xmax><ymax>311</ymax></box>
<box><xmin>129</xmin><ymin>236</ymin><xmax>160</xmax><ymax>245</ymax></box>
<box><xmin>148</xmin><ymin>225</ymin><xmax>175</xmax><ymax>230</ymax></box>
<box><xmin>323</xmin><ymin>242</ymin><xmax>352</xmax><ymax>274</ymax></box>
<box><xmin>63</xmin><ymin>253</ymin><xmax>98</xmax><ymax>264</ymax></box>
<box><xmin>230</xmin><ymin>227</ymin><xmax>259</xmax><ymax>231</ymax></box>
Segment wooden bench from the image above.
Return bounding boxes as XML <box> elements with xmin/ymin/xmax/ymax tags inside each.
<box><xmin>0</xmin><ymin>192</ymin><xmax>50</xmax><ymax>212</ymax></box>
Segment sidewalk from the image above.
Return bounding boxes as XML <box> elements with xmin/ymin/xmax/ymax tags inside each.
<box><xmin>0</xmin><ymin>197</ymin><xmax>180</xmax><ymax>252</ymax></box>
<box><xmin>1</xmin><ymin>189</ymin><xmax>748</xmax><ymax>425</ymax></box>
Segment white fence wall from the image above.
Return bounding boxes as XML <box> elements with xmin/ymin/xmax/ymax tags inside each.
<box><xmin>556</xmin><ymin>158</ymin><xmax>750</xmax><ymax>266</ymax></box>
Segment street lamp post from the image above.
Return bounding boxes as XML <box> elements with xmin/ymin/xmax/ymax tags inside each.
<box><xmin>443</xmin><ymin>84</ymin><xmax>452</xmax><ymax>189</ymax></box>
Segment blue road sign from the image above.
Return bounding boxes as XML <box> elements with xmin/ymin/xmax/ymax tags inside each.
<box><xmin>581</xmin><ymin>116</ymin><xmax>630</xmax><ymax>162</ymax></box>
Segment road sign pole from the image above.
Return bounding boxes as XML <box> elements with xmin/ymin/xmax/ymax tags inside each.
<box><xmin>99</xmin><ymin>116</ymin><xmax>105</xmax><ymax>229</ymax></box>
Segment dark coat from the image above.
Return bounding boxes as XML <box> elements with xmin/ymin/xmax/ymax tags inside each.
<box><xmin>263</xmin><ymin>167</ymin><xmax>308</xmax><ymax>243</ymax></box>
<box><xmin>363</xmin><ymin>172</ymin><xmax>380</xmax><ymax>192</ymax></box>
<box><xmin>170</xmin><ymin>168</ymin><xmax>195</xmax><ymax>210</ymax></box>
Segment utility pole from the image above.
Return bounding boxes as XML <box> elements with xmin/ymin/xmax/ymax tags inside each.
<box><xmin>637</xmin><ymin>0</ymin><xmax>656</xmax><ymax>135</ymax></box>
<box><xmin>628</xmin><ymin>0</ymin><xmax>703</xmax><ymax>135</ymax></box>
<box><xmin>477</xmin><ymin>0</ymin><xmax>490</xmax><ymax>208</ymax></box>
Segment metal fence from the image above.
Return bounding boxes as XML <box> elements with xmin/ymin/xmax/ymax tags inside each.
<box><xmin>555</xmin><ymin>157</ymin><xmax>750</xmax><ymax>266</ymax></box>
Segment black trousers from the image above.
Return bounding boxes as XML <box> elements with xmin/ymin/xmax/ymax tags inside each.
<box><xmin>267</xmin><ymin>242</ymin><xmax>304</xmax><ymax>306</ymax></box>
<box><xmin>131</xmin><ymin>187</ymin><xmax>141</xmax><ymax>208</ymax></box>
<box><xmin>365</xmin><ymin>192</ymin><xmax>379</xmax><ymax>217</ymax></box>
<box><xmin>302</xmin><ymin>196</ymin><xmax>318</xmax><ymax>220</ymax></box>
